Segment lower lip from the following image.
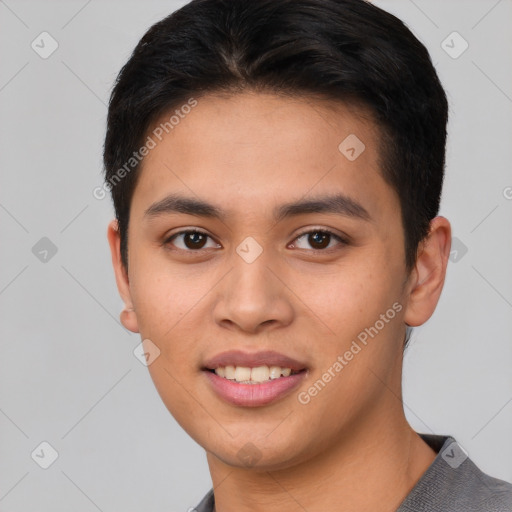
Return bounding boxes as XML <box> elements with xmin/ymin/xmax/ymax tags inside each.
<box><xmin>203</xmin><ymin>370</ymin><xmax>307</xmax><ymax>407</ymax></box>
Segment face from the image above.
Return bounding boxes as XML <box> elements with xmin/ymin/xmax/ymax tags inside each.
<box><xmin>108</xmin><ymin>91</ymin><xmax>437</xmax><ymax>471</ymax></box>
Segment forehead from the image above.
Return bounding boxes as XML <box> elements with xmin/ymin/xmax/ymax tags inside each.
<box><xmin>131</xmin><ymin>91</ymin><xmax>399</xmax><ymax>224</ymax></box>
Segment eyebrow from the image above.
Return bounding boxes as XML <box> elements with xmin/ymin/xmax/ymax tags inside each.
<box><xmin>144</xmin><ymin>193</ymin><xmax>372</xmax><ymax>223</ymax></box>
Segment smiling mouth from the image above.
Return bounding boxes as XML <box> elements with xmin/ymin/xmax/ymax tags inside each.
<box><xmin>202</xmin><ymin>352</ymin><xmax>309</xmax><ymax>406</ymax></box>
<box><xmin>204</xmin><ymin>365</ymin><xmax>305</xmax><ymax>384</ymax></box>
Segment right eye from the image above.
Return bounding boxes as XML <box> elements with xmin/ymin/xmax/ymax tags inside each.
<box><xmin>164</xmin><ymin>230</ymin><xmax>221</xmax><ymax>251</ymax></box>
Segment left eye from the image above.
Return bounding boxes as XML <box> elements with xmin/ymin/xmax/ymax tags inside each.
<box><xmin>166</xmin><ymin>230</ymin><xmax>220</xmax><ymax>250</ymax></box>
<box><xmin>292</xmin><ymin>230</ymin><xmax>346</xmax><ymax>251</ymax></box>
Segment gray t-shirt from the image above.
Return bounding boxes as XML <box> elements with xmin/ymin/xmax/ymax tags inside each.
<box><xmin>193</xmin><ymin>433</ymin><xmax>512</xmax><ymax>512</ymax></box>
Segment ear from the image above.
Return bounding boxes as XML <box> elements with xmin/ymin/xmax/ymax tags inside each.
<box><xmin>403</xmin><ymin>216</ymin><xmax>451</xmax><ymax>327</ymax></box>
<box><xmin>107</xmin><ymin>219</ymin><xmax>139</xmax><ymax>333</ymax></box>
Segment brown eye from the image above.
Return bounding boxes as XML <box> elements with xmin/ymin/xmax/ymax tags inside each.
<box><xmin>183</xmin><ymin>232</ymin><xmax>207</xmax><ymax>249</ymax></box>
<box><xmin>165</xmin><ymin>230</ymin><xmax>219</xmax><ymax>251</ymax></box>
<box><xmin>308</xmin><ymin>231</ymin><xmax>331</xmax><ymax>249</ymax></box>
<box><xmin>292</xmin><ymin>229</ymin><xmax>347</xmax><ymax>251</ymax></box>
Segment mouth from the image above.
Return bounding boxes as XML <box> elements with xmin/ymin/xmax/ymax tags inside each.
<box><xmin>204</xmin><ymin>365</ymin><xmax>304</xmax><ymax>384</ymax></box>
<box><xmin>201</xmin><ymin>350</ymin><xmax>308</xmax><ymax>407</ymax></box>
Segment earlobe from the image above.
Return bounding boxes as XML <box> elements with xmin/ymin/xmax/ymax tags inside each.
<box><xmin>120</xmin><ymin>305</ymin><xmax>139</xmax><ymax>333</ymax></box>
<box><xmin>403</xmin><ymin>216</ymin><xmax>451</xmax><ymax>327</ymax></box>
<box><xmin>106</xmin><ymin>219</ymin><xmax>140</xmax><ymax>333</ymax></box>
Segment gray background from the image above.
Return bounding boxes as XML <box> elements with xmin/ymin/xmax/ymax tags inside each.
<box><xmin>0</xmin><ymin>0</ymin><xmax>511</xmax><ymax>510</ymax></box>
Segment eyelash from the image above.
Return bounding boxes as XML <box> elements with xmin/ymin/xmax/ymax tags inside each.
<box><xmin>163</xmin><ymin>228</ymin><xmax>349</xmax><ymax>253</ymax></box>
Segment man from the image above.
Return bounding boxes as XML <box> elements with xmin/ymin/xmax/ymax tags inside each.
<box><xmin>103</xmin><ymin>0</ymin><xmax>512</xmax><ymax>510</ymax></box>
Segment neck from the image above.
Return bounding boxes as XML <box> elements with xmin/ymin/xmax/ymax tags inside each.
<box><xmin>205</xmin><ymin>403</ymin><xmax>436</xmax><ymax>512</ymax></box>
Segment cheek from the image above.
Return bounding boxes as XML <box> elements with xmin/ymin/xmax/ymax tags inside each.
<box><xmin>145</xmin><ymin>356</ymin><xmax>201</xmax><ymax>438</ymax></box>
<box><xmin>131</xmin><ymin>269</ymin><xmax>206</xmax><ymax>421</ymax></box>
<box><xmin>296</xmin><ymin>263</ymin><xmax>398</xmax><ymax>335</ymax></box>
<box><xmin>295</xmin><ymin>261</ymin><xmax>405</xmax><ymax>386</ymax></box>
<box><xmin>128</xmin><ymin>259</ymin><xmax>208</xmax><ymax>354</ymax></box>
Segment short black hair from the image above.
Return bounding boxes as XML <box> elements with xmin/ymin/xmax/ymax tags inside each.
<box><xmin>103</xmin><ymin>0</ymin><xmax>449</xmax><ymax>276</ymax></box>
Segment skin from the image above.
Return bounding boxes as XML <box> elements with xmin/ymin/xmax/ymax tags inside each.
<box><xmin>107</xmin><ymin>91</ymin><xmax>451</xmax><ymax>512</ymax></box>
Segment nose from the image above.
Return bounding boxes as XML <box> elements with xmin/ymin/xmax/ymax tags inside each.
<box><xmin>212</xmin><ymin>248</ymin><xmax>294</xmax><ymax>335</ymax></box>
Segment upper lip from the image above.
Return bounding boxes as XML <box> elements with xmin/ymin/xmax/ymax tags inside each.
<box><xmin>202</xmin><ymin>350</ymin><xmax>308</xmax><ymax>371</ymax></box>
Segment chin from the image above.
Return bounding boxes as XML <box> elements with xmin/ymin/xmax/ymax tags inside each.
<box><xmin>203</xmin><ymin>433</ymin><xmax>313</xmax><ymax>472</ymax></box>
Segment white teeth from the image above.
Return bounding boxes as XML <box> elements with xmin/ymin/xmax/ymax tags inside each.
<box><xmin>224</xmin><ymin>365</ymin><xmax>236</xmax><ymax>379</ymax></box>
<box><xmin>250</xmin><ymin>366</ymin><xmax>269</xmax><ymax>382</ymax></box>
<box><xmin>213</xmin><ymin>364</ymin><xmax>297</xmax><ymax>383</ymax></box>
<box><xmin>234</xmin><ymin>366</ymin><xmax>251</xmax><ymax>382</ymax></box>
<box><xmin>269</xmin><ymin>366</ymin><xmax>282</xmax><ymax>379</ymax></box>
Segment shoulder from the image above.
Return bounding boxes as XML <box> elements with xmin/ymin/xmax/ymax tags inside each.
<box><xmin>398</xmin><ymin>434</ymin><xmax>512</xmax><ymax>512</ymax></box>
<box><xmin>191</xmin><ymin>488</ymin><xmax>214</xmax><ymax>512</ymax></box>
